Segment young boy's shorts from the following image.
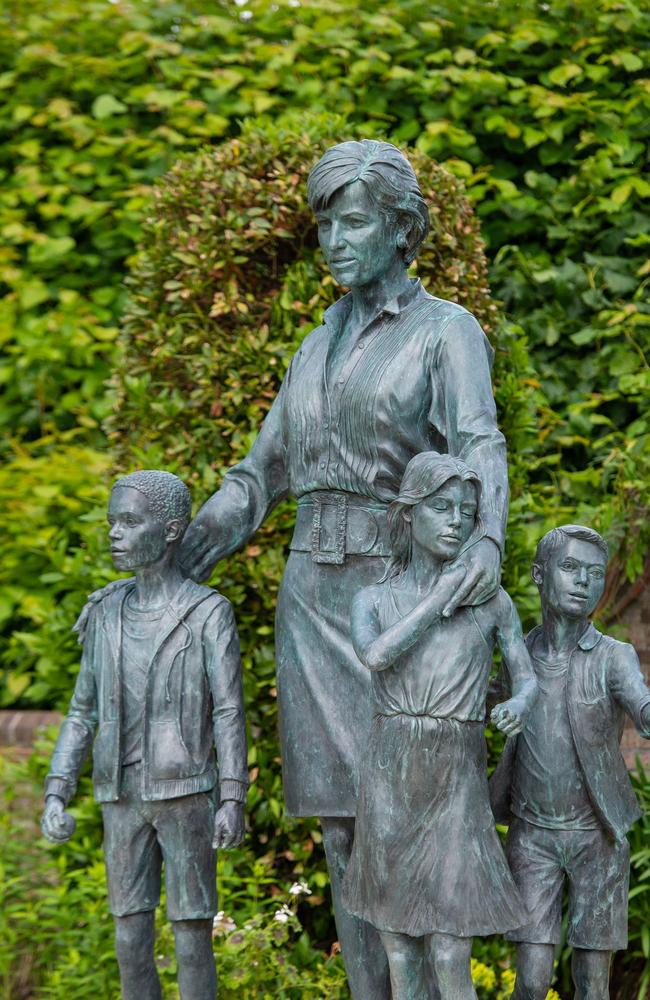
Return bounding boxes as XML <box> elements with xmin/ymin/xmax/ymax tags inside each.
<box><xmin>505</xmin><ymin>817</ymin><xmax>629</xmax><ymax>951</ymax></box>
<box><xmin>102</xmin><ymin>762</ymin><xmax>217</xmax><ymax>920</ymax></box>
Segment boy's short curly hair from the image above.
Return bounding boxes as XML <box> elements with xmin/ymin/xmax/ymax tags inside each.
<box><xmin>112</xmin><ymin>470</ymin><xmax>191</xmax><ymax>529</ymax></box>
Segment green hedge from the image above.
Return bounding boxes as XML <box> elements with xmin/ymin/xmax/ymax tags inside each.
<box><xmin>1</xmin><ymin>1</ymin><xmax>649</xmax><ymax>994</ymax></box>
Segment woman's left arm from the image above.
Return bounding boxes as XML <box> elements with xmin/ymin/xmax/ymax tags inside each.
<box><xmin>429</xmin><ymin>313</ymin><xmax>509</xmax><ymax>614</ymax></box>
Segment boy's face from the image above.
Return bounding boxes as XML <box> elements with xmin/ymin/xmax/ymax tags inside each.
<box><xmin>107</xmin><ymin>487</ymin><xmax>169</xmax><ymax>572</ymax></box>
<box><xmin>535</xmin><ymin>537</ymin><xmax>606</xmax><ymax>619</ymax></box>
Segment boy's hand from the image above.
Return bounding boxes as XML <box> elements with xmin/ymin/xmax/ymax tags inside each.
<box><xmin>212</xmin><ymin>801</ymin><xmax>245</xmax><ymax>850</ymax></box>
<box><xmin>491</xmin><ymin>695</ymin><xmax>531</xmax><ymax>737</ymax></box>
<box><xmin>41</xmin><ymin>795</ymin><xmax>76</xmax><ymax>843</ymax></box>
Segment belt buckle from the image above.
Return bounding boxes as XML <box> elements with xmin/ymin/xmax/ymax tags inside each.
<box><xmin>311</xmin><ymin>494</ymin><xmax>348</xmax><ymax>565</ymax></box>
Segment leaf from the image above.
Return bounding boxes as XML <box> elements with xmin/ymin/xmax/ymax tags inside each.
<box><xmin>91</xmin><ymin>93</ymin><xmax>128</xmax><ymax>119</ymax></box>
<box><xmin>27</xmin><ymin>236</ymin><xmax>76</xmax><ymax>265</ymax></box>
<box><xmin>548</xmin><ymin>63</ymin><xmax>583</xmax><ymax>86</ymax></box>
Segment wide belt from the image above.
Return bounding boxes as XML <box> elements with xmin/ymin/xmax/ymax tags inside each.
<box><xmin>290</xmin><ymin>491</ymin><xmax>392</xmax><ymax>564</ymax></box>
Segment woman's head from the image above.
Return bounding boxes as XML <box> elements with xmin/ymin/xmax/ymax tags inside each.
<box><xmin>307</xmin><ymin>140</ymin><xmax>429</xmax><ymax>271</ymax></box>
<box><xmin>386</xmin><ymin>453</ymin><xmax>481</xmax><ymax>577</ymax></box>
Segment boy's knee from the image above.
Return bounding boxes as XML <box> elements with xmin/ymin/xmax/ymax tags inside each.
<box><xmin>114</xmin><ymin>913</ymin><xmax>152</xmax><ymax>955</ymax></box>
<box><xmin>172</xmin><ymin>918</ymin><xmax>213</xmax><ymax>965</ymax></box>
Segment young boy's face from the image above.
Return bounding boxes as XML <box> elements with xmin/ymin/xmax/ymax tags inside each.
<box><xmin>107</xmin><ymin>487</ymin><xmax>168</xmax><ymax>572</ymax></box>
<box><xmin>537</xmin><ymin>537</ymin><xmax>606</xmax><ymax>619</ymax></box>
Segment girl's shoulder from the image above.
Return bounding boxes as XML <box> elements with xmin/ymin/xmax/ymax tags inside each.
<box><xmin>471</xmin><ymin>586</ymin><xmax>511</xmax><ymax>629</ymax></box>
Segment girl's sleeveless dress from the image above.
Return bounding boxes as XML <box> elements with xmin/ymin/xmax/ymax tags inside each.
<box><xmin>342</xmin><ymin>584</ymin><xmax>527</xmax><ymax>938</ymax></box>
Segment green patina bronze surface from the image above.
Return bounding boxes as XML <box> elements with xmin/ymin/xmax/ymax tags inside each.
<box><xmin>491</xmin><ymin>525</ymin><xmax>650</xmax><ymax>1000</ymax></box>
<box><xmin>177</xmin><ymin>140</ymin><xmax>509</xmax><ymax>1000</ymax></box>
<box><xmin>42</xmin><ymin>471</ymin><xmax>248</xmax><ymax>1000</ymax></box>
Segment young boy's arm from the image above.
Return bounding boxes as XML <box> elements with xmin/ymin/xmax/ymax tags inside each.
<box><xmin>608</xmin><ymin>642</ymin><xmax>650</xmax><ymax>737</ymax></box>
<box><xmin>42</xmin><ymin>608</ymin><xmax>100</xmax><ymax>842</ymax></box>
<box><xmin>203</xmin><ymin>597</ymin><xmax>249</xmax><ymax>848</ymax></box>
<box><xmin>490</xmin><ymin>589</ymin><xmax>538</xmax><ymax>736</ymax></box>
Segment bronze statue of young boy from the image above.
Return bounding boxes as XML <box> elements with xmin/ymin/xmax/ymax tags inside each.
<box><xmin>40</xmin><ymin>471</ymin><xmax>248</xmax><ymax>1000</ymax></box>
<box><xmin>491</xmin><ymin>524</ymin><xmax>650</xmax><ymax>1000</ymax></box>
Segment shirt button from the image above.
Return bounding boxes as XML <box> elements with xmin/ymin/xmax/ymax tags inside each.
<box><xmin>324</xmin><ymin>422</ymin><xmax>329</xmax><ymax>429</ymax></box>
<box><xmin>338</xmin><ymin>378</ymin><xmax>344</xmax><ymax>384</ymax></box>
<box><xmin>358</xmin><ymin>342</ymin><xmax>364</xmax><ymax>350</ymax></box>
<box><xmin>320</xmin><ymin>462</ymin><xmax>326</xmax><ymax>469</ymax></box>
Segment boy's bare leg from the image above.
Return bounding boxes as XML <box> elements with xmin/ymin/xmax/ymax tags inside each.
<box><xmin>572</xmin><ymin>948</ymin><xmax>611</xmax><ymax>1000</ymax></box>
<box><xmin>512</xmin><ymin>943</ymin><xmax>555</xmax><ymax>1000</ymax></box>
<box><xmin>380</xmin><ymin>931</ymin><xmax>427</xmax><ymax>1000</ymax></box>
<box><xmin>114</xmin><ymin>911</ymin><xmax>162</xmax><ymax>1000</ymax></box>
<box><xmin>173</xmin><ymin>919</ymin><xmax>217</xmax><ymax>1000</ymax></box>
<box><xmin>427</xmin><ymin>933</ymin><xmax>476</xmax><ymax>1000</ymax></box>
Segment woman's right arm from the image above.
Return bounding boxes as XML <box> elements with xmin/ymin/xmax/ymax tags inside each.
<box><xmin>180</xmin><ymin>373</ymin><xmax>291</xmax><ymax>581</ymax></box>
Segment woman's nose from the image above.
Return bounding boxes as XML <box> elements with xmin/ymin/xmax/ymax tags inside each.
<box><xmin>329</xmin><ymin>221</ymin><xmax>346</xmax><ymax>249</ymax></box>
<box><xmin>449</xmin><ymin>507</ymin><xmax>461</xmax><ymax>527</ymax></box>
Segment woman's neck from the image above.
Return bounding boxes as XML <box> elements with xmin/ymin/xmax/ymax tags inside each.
<box><xmin>349</xmin><ymin>264</ymin><xmax>412</xmax><ymax>329</ymax></box>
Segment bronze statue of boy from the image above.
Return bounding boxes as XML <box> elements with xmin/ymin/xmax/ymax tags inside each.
<box><xmin>41</xmin><ymin>470</ymin><xmax>248</xmax><ymax>1000</ymax></box>
<box><xmin>491</xmin><ymin>524</ymin><xmax>650</xmax><ymax>999</ymax></box>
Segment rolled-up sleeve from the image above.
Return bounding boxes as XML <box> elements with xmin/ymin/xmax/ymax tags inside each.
<box><xmin>429</xmin><ymin>312</ymin><xmax>509</xmax><ymax>550</ymax></box>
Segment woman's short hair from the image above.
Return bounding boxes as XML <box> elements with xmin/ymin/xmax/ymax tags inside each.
<box><xmin>307</xmin><ymin>140</ymin><xmax>430</xmax><ymax>265</ymax></box>
<box><xmin>385</xmin><ymin>453</ymin><xmax>482</xmax><ymax>578</ymax></box>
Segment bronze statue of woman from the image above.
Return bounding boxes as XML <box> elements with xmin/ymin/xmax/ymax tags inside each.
<box><xmin>178</xmin><ymin>140</ymin><xmax>509</xmax><ymax>1000</ymax></box>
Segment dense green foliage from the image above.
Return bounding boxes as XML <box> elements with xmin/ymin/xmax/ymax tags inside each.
<box><xmin>1</xmin><ymin>0</ymin><xmax>649</xmax><ymax>995</ymax></box>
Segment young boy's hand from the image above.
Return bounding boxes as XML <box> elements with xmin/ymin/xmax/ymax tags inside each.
<box><xmin>491</xmin><ymin>695</ymin><xmax>531</xmax><ymax>736</ymax></box>
<box><xmin>212</xmin><ymin>801</ymin><xmax>245</xmax><ymax>850</ymax></box>
<box><xmin>41</xmin><ymin>795</ymin><xmax>76</xmax><ymax>843</ymax></box>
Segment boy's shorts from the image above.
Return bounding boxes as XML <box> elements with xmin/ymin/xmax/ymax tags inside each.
<box><xmin>102</xmin><ymin>763</ymin><xmax>217</xmax><ymax>920</ymax></box>
<box><xmin>505</xmin><ymin>817</ymin><xmax>629</xmax><ymax>951</ymax></box>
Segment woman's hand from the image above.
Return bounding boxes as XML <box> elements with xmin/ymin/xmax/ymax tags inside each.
<box><xmin>179</xmin><ymin>503</ymin><xmax>220</xmax><ymax>582</ymax></box>
<box><xmin>440</xmin><ymin>537</ymin><xmax>501</xmax><ymax>617</ymax></box>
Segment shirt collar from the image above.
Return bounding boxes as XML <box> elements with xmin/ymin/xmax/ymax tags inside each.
<box><xmin>323</xmin><ymin>277</ymin><xmax>424</xmax><ymax>332</ymax></box>
<box><xmin>527</xmin><ymin>620</ymin><xmax>603</xmax><ymax>653</ymax></box>
<box><xmin>577</xmin><ymin>622</ymin><xmax>603</xmax><ymax>651</ymax></box>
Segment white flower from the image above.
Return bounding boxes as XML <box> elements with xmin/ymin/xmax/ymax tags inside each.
<box><xmin>212</xmin><ymin>911</ymin><xmax>236</xmax><ymax>936</ymax></box>
<box><xmin>273</xmin><ymin>904</ymin><xmax>292</xmax><ymax>923</ymax></box>
<box><xmin>289</xmin><ymin>880</ymin><xmax>312</xmax><ymax>896</ymax></box>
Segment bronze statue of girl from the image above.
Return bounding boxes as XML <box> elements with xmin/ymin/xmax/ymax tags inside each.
<box><xmin>343</xmin><ymin>453</ymin><xmax>537</xmax><ymax>1000</ymax></box>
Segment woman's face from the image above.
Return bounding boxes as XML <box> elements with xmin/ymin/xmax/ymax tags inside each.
<box><xmin>409</xmin><ymin>478</ymin><xmax>478</xmax><ymax>562</ymax></box>
<box><xmin>315</xmin><ymin>180</ymin><xmax>403</xmax><ymax>290</ymax></box>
